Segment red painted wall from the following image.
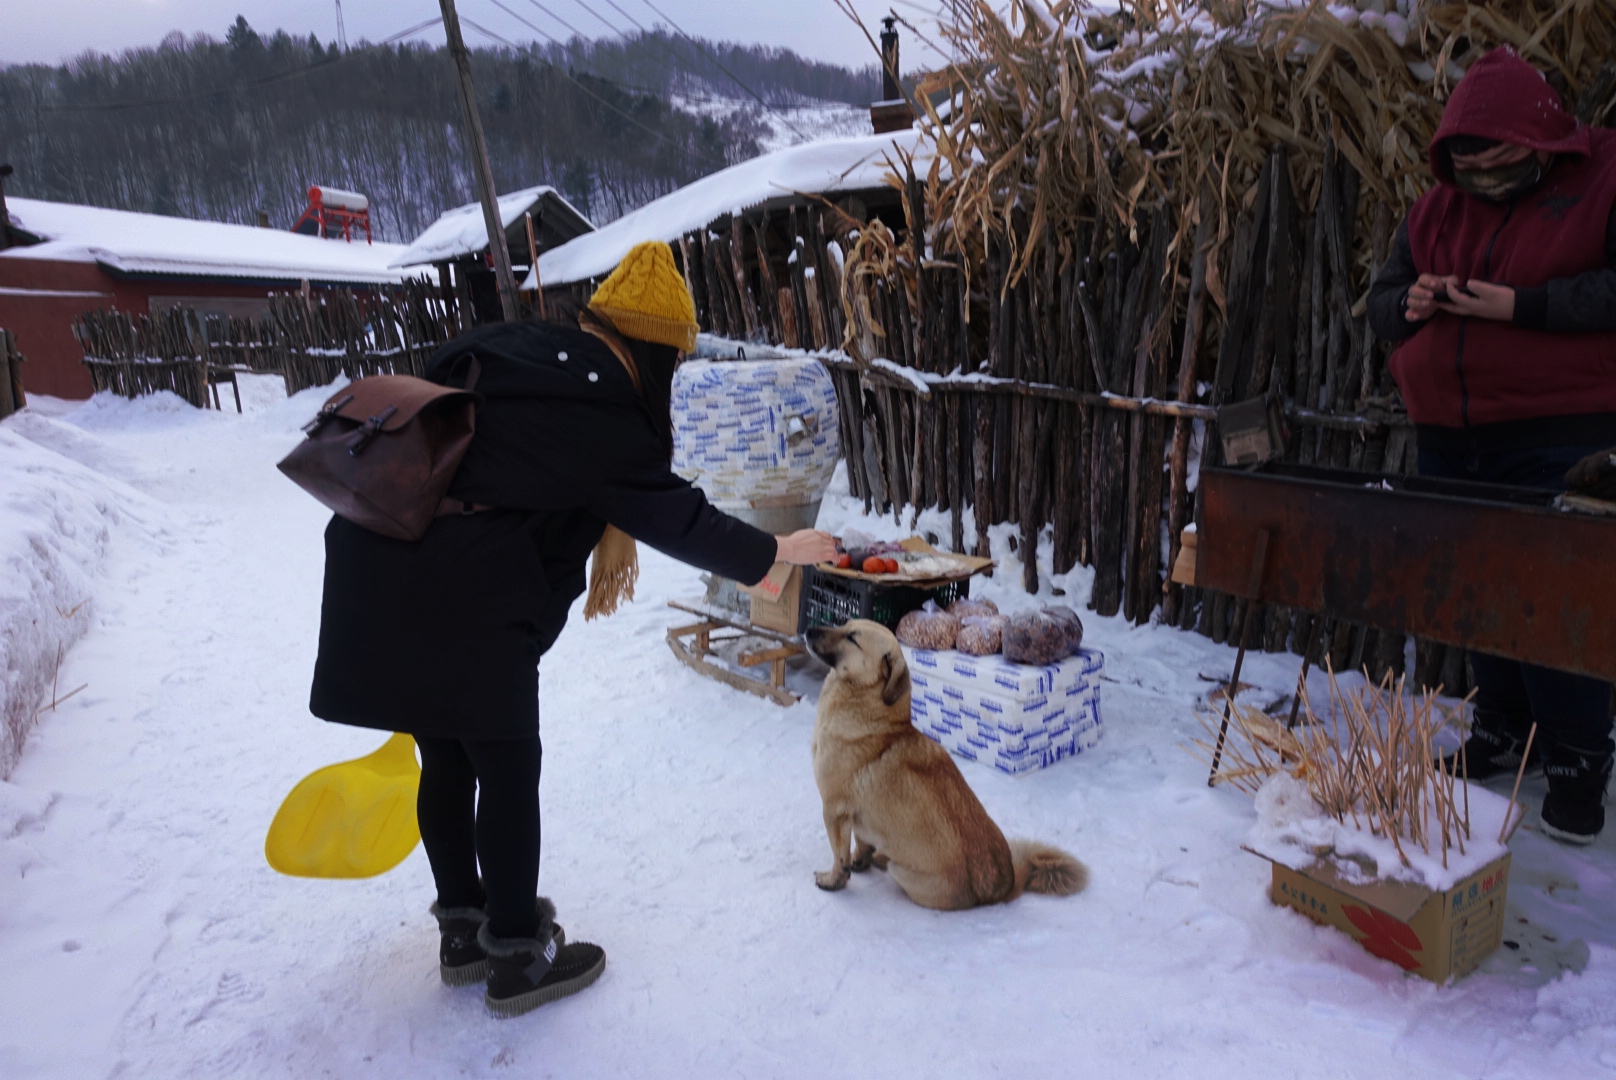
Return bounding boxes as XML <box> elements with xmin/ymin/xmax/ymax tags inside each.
<box><xmin>0</xmin><ymin>257</ymin><xmax>296</xmax><ymax>400</ymax></box>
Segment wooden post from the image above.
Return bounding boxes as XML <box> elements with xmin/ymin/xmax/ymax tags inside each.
<box><xmin>525</xmin><ymin>211</ymin><xmax>547</xmax><ymax>320</ymax></box>
<box><xmin>1208</xmin><ymin>528</ymin><xmax>1271</xmax><ymax>785</ymax></box>
<box><xmin>439</xmin><ymin>0</ymin><xmax>519</xmax><ymax>323</ymax></box>
<box><xmin>0</xmin><ymin>329</ymin><xmax>17</xmax><ymax>419</ymax></box>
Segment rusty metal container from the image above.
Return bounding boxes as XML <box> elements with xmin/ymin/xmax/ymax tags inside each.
<box><xmin>1193</xmin><ymin>463</ymin><xmax>1616</xmax><ymax>682</ymax></box>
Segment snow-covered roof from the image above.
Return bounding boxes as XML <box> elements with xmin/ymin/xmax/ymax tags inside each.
<box><xmin>390</xmin><ymin>185</ymin><xmax>594</xmax><ymax>269</ymax></box>
<box><xmin>0</xmin><ymin>197</ymin><xmax>414</xmax><ymax>285</ymax></box>
<box><xmin>531</xmin><ymin>129</ymin><xmax>934</xmax><ymax>288</ymax></box>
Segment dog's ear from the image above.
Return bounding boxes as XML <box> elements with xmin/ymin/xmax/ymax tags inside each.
<box><xmin>880</xmin><ymin>650</ymin><xmax>911</xmax><ymax>707</ymax></box>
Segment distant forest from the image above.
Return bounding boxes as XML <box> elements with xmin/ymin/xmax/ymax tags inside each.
<box><xmin>0</xmin><ymin>18</ymin><xmax>880</xmax><ymax>241</ymax></box>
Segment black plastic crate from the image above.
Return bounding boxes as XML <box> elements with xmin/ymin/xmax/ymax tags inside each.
<box><xmin>800</xmin><ymin>567</ymin><xmax>970</xmax><ymax>632</ymax></box>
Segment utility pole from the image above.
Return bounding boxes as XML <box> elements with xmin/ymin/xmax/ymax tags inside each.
<box><xmin>335</xmin><ymin>0</ymin><xmax>347</xmax><ymax>52</ymax></box>
<box><xmin>438</xmin><ymin>0</ymin><xmax>520</xmax><ymax>323</ymax></box>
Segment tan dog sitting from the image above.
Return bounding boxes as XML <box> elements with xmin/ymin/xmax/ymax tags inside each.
<box><xmin>806</xmin><ymin>619</ymin><xmax>1087</xmax><ymax>910</ymax></box>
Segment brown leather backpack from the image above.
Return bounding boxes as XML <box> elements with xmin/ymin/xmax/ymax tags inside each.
<box><xmin>277</xmin><ymin>370</ymin><xmax>482</xmax><ymax>541</ymax></box>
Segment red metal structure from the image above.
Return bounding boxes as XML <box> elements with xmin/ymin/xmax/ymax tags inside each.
<box><xmin>292</xmin><ymin>186</ymin><xmax>372</xmax><ymax>243</ymax></box>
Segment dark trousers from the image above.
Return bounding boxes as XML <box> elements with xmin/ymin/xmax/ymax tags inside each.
<box><xmin>1418</xmin><ymin>442</ymin><xmax>1615</xmax><ymax>753</ymax></box>
<box><xmin>415</xmin><ymin>734</ymin><xmax>543</xmax><ymax>939</ymax></box>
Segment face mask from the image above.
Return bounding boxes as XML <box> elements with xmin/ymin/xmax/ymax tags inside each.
<box><xmin>1452</xmin><ymin>155</ymin><xmax>1543</xmax><ymax>201</ymax></box>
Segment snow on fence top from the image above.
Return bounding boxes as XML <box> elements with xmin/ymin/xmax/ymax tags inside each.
<box><xmin>0</xmin><ymin>197</ymin><xmax>413</xmax><ymax>284</ymax></box>
<box><xmin>390</xmin><ymin>185</ymin><xmax>594</xmax><ymax>269</ymax></box>
<box><xmin>532</xmin><ymin>129</ymin><xmax>936</xmax><ymax>288</ymax></box>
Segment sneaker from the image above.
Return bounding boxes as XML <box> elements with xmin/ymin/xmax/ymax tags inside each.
<box><xmin>1438</xmin><ymin>711</ymin><xmax>1539</xmax><ymax>780</ymax></box>
<box><xmin>431</xmin><ymin>897</ymin><xmax>565</xmax><ymax>987</ymax></box>
<box><xmin>1540</xmin><ymin>742</ymin><xmax>1613</xmax><ymax>845</ymax></box>
<box><xmin>479</xmin><ymin>923</ymin><xmax>606</xmax><ymax>1018</ymax></box>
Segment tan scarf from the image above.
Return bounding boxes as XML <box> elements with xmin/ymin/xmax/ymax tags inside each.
<box><xmin>580</xmin><ymin>309</ymin><xmax>644</xmax><ymax>621</ymax></box>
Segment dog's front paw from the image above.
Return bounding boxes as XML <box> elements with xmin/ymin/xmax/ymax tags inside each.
<box><xmin>849</xmin><ymin>842</ymin><xmax>876</xmax><ymax>873</ymax></box>
<box><xmin>815</xmin><ymin>867</ymin><xmax>850</xmax><ymax>891</ymax></box>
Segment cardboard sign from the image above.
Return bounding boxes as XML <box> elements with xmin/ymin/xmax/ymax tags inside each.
<box><xmin>1262</xmin><ymin>851</ymin><xmax>1511</xmax><ymax>983</ymax></box>
<box><xmin>740</xmin><ymin>561</ymin><xmax>795</xmax><ymax>603</ymax></box>
<box><xmin>739</xmin><ymin>563</ymin><xmax>803</xmax><ymax>634</ymax></box>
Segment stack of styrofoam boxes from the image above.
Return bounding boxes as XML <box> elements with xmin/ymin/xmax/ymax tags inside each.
<box><xmin>905</xmin><ymin>647</ymin><xmax>1104</xmax><ymax>775</ymax></box>
<box><xmin>671</xmin><ymin>358</ymin><xmax>841</xmax><ymax>509</ymax></box>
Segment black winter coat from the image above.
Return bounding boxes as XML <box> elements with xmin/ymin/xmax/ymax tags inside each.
<box><xmin>308</xmin><ymin>321</ymin><xmax>778</xmax><ymax>739</ymax></box>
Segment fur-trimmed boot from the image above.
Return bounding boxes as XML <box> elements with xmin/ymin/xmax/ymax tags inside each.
<box><xmin>431</xmin><ymin>898</ymin><xmax>566</xmax><ymax>987</ymax></box>
<box><xmin>478</xmin><ymin>907</ymin><xmax>605</xmax><ymax>1018</ymax></box>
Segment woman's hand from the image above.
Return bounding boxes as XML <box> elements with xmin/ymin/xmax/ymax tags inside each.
<box><xmin>1404</xmin><ymin>273</ymin><xmax>1450</xmax><ymax>322</ymax></box>
<box><xmin>1436</xmin><ymin>279</ymin><xmax>1516</xmax><ymax>322</ymax></box>
<box><xmin>775</xmin><ymin>529</ymin><xmax>838</xmax><ymax>566</ymax></box>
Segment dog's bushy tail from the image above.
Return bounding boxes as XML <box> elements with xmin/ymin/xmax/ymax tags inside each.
<box><xmin>1009</xmin><ymin>839</ymin><xmax>1088</xmax><ymax>898</ymax></box>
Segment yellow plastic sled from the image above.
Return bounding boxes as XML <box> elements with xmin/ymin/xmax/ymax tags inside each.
<box><xmin>265</xmin><ymin>733</ymin><xmax>421</xmax><ymax>878</ymax></box>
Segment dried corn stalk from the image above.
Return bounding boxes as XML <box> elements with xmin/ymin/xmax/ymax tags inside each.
<box><xmin>853</xmin><ymin>0</ymin><xmax>1616</xmax><ymax>306</ymax></box>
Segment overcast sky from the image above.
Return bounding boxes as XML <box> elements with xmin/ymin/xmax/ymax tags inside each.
<box><xmin>3</xmin><ymin>0</ymin><xmax>957</xmax><ymax>74</ymax></box>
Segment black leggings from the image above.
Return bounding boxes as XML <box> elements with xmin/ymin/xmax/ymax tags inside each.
<box><xmin>415</xmin><ymin>734</ymin><xmax>542</xmax><ymax>939</ymax></box>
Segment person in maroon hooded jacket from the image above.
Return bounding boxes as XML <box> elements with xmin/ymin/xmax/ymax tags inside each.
<box><xmin>1369</xmin><ymin>48</ymin><xmax>1616</xmax><ymax>844</ymax></box>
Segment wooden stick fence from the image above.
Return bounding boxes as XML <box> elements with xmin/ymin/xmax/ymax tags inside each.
<box><xmin>75</xmin><ymin>281</ymin><xmax>466</xmax><ymax>410</ymax></box>
<box><xmin>75</xmin><ymin>308</ymin><xmax>214</xmax><ymax>409</ymax></box>
<box><xmin>548</xmin><ymin>170</ymin><xmax>1456</xmax><ymax>689</ymax></box>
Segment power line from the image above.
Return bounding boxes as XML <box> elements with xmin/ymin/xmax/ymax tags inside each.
<box><xmin>14</xmin><ymin>17</ymin><xmax>446</xmax><ymax>114</ymax></box>
<box><xmin>464</xmin><ymin>6</ymin><xmax>707</xmax><ymax>171</ymax></box>
<box><xmin>567</xmin><ymin>0</ymin><xmax>631</xmax><ymax>39</ymax></box>
<box><xmin>591</xmin><ymin>1</ymin><xmax>735</xmax><ymax>98</ymax></box>
<box><xmin>635</xmin><ymin>0</ymin><xmax>811</xmax><ymax>141</ymax></box>
<box><xmin>563</xmin><ymin>0</ymin><xmax>689</xmax><ymax>90</ymax></box>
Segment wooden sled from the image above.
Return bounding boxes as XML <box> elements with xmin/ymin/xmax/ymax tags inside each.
<box><xmin>665</xmin><ymin>600</ymin><xmax>807</xmax><ymax>707</ymax></box>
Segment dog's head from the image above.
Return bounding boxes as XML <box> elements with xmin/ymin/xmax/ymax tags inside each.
<box><xmin>806</xmin><ymin>619</ymin><xmax>911</xmax><ymax>708</ymax></box>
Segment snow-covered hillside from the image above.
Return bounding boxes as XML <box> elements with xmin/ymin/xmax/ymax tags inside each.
<box><xmin>3</xmin><ymin>381</ymin><xmax>1616</xmax><ymax>1078</ymax></box>
<box><xmin>672</xmin><ymin>93</ymin><xmax>877</xmax><ymax>154</ymax></box>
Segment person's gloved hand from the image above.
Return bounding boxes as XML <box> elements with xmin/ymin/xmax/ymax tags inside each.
<box><xmin>1566</xmin><ymin>447</ymin><xmax>1616</xmax><ymax>500</ymax></box>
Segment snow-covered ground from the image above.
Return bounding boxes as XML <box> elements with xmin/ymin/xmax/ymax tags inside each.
<box><xmin>4</xmin><ymin>379</ymin><xmax>1616</xmax><ymax>1079</ymax></box>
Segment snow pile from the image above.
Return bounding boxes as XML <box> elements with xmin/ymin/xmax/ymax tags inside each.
<box><xmin>533</xmin><ymin>129</ymin><xmax>936</xmax><ymax>287</ymax></box>
<box><xmin>1247</xmin><ymin>771</ymin><xmax>1516</xmax><ymax>893</ymax></box>
<box><xmin>1</xmin><ymin>197</ymin><xmax>412</xmax><ymax>285</ymax></box>
<box><xmin>0</xmin><ymin>404</ymin><xmax>164</xmax><ymax>777</ymax></box>
<box><xmin>390</xmin><ymin>186</ymin><xmax>593</xmax><ymax>268</ymax></box>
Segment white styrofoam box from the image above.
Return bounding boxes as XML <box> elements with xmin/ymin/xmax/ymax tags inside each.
<box><xmin>671</xmin><ymin>358</ymin><xmax>841</xmax><ymax>508</ymax></box>
<box><xmin>906</xmin><ymin>648</ymin><xmax>1105</xmax><ymax>775</ymax></box>
<box><xmin>912</xmin><ymin>683</ymin><xmax>1102</xmax><ymax>776</ymax></box>
<box><xmin>904</xmin><ymin>646</ymin><xmax>1102</xmax><ymax>700</ymax></box>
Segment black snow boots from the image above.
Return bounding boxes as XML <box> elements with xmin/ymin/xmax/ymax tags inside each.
<box><xmin>1540</xmin><ymin>742</ymin><xmax>1614</xmax><ymax>845</ymax></box>
<box><xmin>478</xmin><ymin>907</ymin><xmax>605</xmax><ymax>1018</ymax></box>
<box><xmin>431</xmin><ymin>897</ymin><xmax>566</xmax><ymax>987</ymax></box>
<box><xmin>431</xmin><ymin>903</ymin><xmax>491</xmax><ymax>986</ymax></box>
<box><xmin>1440</xmin><ymin>710</ymin><xmax>1540</xmax><ymax>780</ymax></box>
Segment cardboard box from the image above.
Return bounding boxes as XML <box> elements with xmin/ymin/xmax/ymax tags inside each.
<box><xmin>1262</xmin><ymin>851</ymin><xmax>1512</xmax><ymax>983</ymax></box>
<box><xmin>739</xmin><ymin>562</ymin><xmax>803</xmax><ymax>634</ymax></box>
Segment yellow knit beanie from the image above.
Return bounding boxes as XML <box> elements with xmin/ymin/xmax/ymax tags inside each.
<box><xmin>588</xmin><ymin>241</ymin><xmax>700</xmax><ymax>353</ymax></box>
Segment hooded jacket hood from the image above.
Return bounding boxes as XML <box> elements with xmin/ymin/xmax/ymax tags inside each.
<box><xmin>1429</xmin><ymin>47</ymin><xmax>1590</xmax><ymax>184</ymax></box>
